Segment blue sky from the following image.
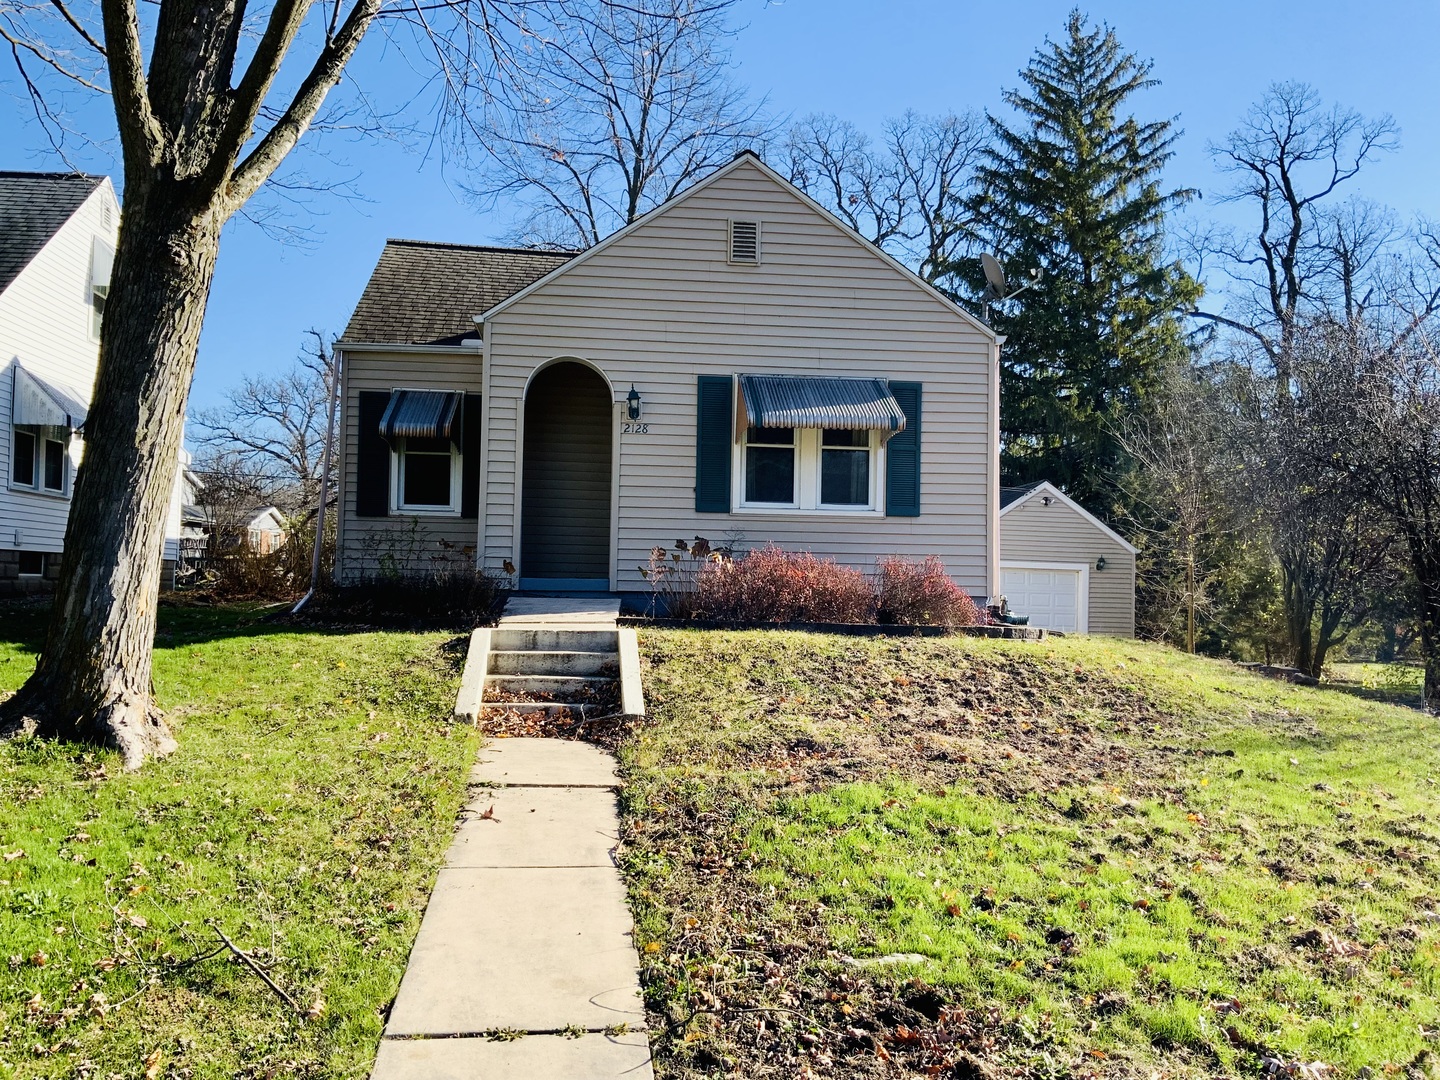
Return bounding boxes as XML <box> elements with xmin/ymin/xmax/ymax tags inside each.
<box><xmin>3</xmin><ymin>0</ymin><xmax>1438</xmax><ymax>415</ymax></box>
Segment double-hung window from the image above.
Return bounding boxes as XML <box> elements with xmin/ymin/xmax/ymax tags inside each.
<box><xmin>820</xmin><ymin>429</ymin><xmax>872</xmax><ymax>507</ymax></box>
<box><xmin>738</xmin><ymin>426</ymin><xmax>880</xmax><ymax>512</ymax></box>
<box><xmin>10</xmin><ymin>427</ymin><xmax>68</xmax><ymax>495</ymax></box>
<box><xmin>393</xmin><ymin>436</ymin><xmax>460</xmax><ymax>514</ymax></box>
<box><xmin>743</xmin><ymin>426</ymin><xmax>797</xmax><ymax>504</ymax></box>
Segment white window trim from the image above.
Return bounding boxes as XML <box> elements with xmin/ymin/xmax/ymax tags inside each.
<box><xmin>999</xmin><ymin>560</ymin><xmax>1090</xmax><ymax>633</ymax></box>
<box><xmin>8</xmin><ymin>427</ymin><xmax>72</xmax><ymax>499</ymax></box>
<box><xmin>16</xmin><ymin>552</ymin><xmax>45</xmax><ymax>577</ymax></box>
<box><xmin>731</xmin><ymin>427</ymin><xmax>885</xmax><ymax>516</ymax></box>
<box><xmin>390</xmin><ymin>437</ymin><xmax>462</xmax><ymax>516</ymax></box>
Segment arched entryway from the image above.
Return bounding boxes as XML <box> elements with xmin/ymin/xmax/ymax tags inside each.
<box><xmin>519</xmin><ymin>361</ymin><xmax>614</xmax><ymax>588</ymax></box>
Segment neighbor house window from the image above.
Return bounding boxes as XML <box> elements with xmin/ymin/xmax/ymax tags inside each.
<box><xmin>91</xmin><ymin>237</ymin><xmax>114</xmax><ymax>340</ymax></box>
<box><xmin>91</xmin><ymin>284</ymin><xmax>108</xmax><ymax>339</ymax></box>
<box><xmin>392</xmin><ymin>436</ymin><xmax>460</xmax><ymax>514</ymax></box>
<box><xmin>10</xmin><ymin>428</ymin><xmax>68</xmax><ymax>494</ymax></box>
<box><xmin>738</xmin><ymin>427</ymin><xmax>881</xmax><ymax>512</ymax></box>
<box><xmin>17</xmin><ymin>551</ymin><xmax>44</xmax><ymax>576</ymax></box>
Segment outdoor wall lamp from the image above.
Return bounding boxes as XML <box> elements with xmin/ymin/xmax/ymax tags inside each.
<box><xmin>626</xmin><ymin>385</ymin><xmax>642</xmax><ymax>420</ymax></box>
<box><xmin>1041</xmin><ymin>495</ymin><xmax>1052</xmax><ymax>506</ymax></box>
<box><xmin>1095</xmin><ymin>556</ymin><xmax>1107</xmax><ymax>571</ymax></box>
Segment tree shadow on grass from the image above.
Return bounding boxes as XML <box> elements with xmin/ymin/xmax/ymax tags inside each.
<box><xmin>0</xmin><ymin>597</ymin><xmax>483</xmax><ymax>664</ymax></box>
<box><xmin>1319</xmin><ymin>672</ymin><xmax>1427</xmax><ymax>713</ymax></box>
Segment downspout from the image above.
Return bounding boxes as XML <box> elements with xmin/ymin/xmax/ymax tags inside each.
<box><xmin>291</xmin><ymin>346</ymin><xmax>342</xmax><ymax>615</ymax></box>
<box><xmin>988</xmin><ymin>335</ymin><xmax>1006</xmax><ymax>608</ymax></box>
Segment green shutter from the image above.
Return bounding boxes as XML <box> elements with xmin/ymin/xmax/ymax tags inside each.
<box><xmin>886</xmin><ymin>381</ymin><xmax>922</xmax><ymax>517</ymax></box>
<box><xmin>461</xmin><ymin>392</ymin><xmax>482</xmax><ymax>519</ymax></box>
<box><xmin>356</xmin><ymin>391</ymin><xmax>391</xmax><ymax>518</ymax></box>
<box><xmin>695</xmin><ymin>375</ymin><xmax>733</xmax><ymax>513</ymax></box>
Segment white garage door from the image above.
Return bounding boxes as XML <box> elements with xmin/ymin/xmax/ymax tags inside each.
<box><xmin>1000</xmin><ymin>567</ymin><xmax>1083</xmax><ymax>632</ymax></box>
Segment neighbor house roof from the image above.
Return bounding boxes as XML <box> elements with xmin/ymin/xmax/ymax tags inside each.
<box><xmin>340</xmin><ymin>240</ymin><xmax>576</xmax><ymax>347</ymax></box>
<box><xmin>0</xmin><ymin>172</ymin><xmax>104</xmax><ymax>296</ymax></box>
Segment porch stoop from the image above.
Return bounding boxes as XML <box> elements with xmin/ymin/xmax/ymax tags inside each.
<box><xmin>453</xmin><ymin>597</ymin><xmax>645</xmax><ymax>723</ymax></box>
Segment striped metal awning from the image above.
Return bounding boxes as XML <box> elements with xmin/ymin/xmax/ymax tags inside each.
<box><xmin>738</xmin><ymin>375</ymin><xmax>906</xmax><ymax>433</ymax></box>
<box><xmin>378</xmin><ymin>389</ymin><xmax>461</xmax><ymax>441</ymax></box>
<box><xmin>12</xmin><ymin>364</ymin><xmax>88</xmax><ymax>431</ymax></box>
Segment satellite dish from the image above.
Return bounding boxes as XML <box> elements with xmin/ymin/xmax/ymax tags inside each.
<box><xmin>980</xmin><ymin>252</ymin><xmax>1007</xmax><ymax>299</ymax></box>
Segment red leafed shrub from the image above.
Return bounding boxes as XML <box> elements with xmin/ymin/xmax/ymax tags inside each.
<box><xmin>876</xmin><ymin>555</ymin><xmax>982</xmax><ymax>627</ymax></box>
<box><xmin>695</xmin><ymin>545</ymin><xmax>877</xmax><ymax>624</ymax></box>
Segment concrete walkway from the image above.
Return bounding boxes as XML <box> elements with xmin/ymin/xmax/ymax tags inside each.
<box><xmin>372</xmin><ymin>738</ymin><xmax>652</xmax><ymax>1079</ymax></box>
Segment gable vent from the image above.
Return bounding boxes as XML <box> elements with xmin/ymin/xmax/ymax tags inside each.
<box><xmin>728</xmin><ymin>219</ymin><xmax>760</xmax><ymax>264</ymax></box>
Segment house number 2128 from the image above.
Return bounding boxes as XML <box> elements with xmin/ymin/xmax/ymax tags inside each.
<box><xmin>622</xmin><ymin>422</ymin><xmax>650</xmax><ymax>434</ymax></box>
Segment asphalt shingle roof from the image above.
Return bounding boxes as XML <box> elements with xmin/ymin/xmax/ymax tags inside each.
<box><xmin>341</xmin><ymin>240</ymin><xmax>577</xmax><ymax>346</ymax></box>
<box><xmin>0</xmin><ymin>172</ymin><xmax>104</xmax><ymax>296</ymax></box>
<box><xmin>999</xmin><ymin>482</ymin><xmax>1044</xmax><ymax>509</ymax></box>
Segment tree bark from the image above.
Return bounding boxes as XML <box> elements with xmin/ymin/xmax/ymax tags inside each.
<box><xmin>0</xmin><ymin>187</ymin><xmax>222</xmax><ymax>768</ymax></box>
<box><xmin>1415</xmin><ymin>555</ymin><xmax>1440</xmax><ymax>713</ymax></box>
<box><xmin>1282</xmin><ymin>567</ymin><xmax>1316</xmax><ymax>675</ymax></box>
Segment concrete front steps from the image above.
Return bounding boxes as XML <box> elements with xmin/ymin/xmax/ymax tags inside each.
<box><xmin>454</xmin><ymin>626</ymin><xmax>645</xmax><ymax>723</ymax></box>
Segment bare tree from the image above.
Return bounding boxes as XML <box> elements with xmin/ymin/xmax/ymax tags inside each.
<box><xmin>1187</xmin><ymin>84</ymin><xmax>1427</xmax><ymax>675</ymax></box>
<box><xmin>1293</xmin><ymin>322</ymin><xmax>1440</xmax><ymax>710</ymax></box>
<box><xmin>191</xmin><ymin>330</ymin><xmax>337</xmax><ymax>520</ymax></box>
<box><xmin>467</xmin><ymin>0</ymin><xmax>771</xmax><ymax>248</ymax></box>
<box><xmin>1191</xmin><ymin>81</ymin><xmax>1399</xmax><ymax>384</ymax></box>
<box><xmin>1115</xmin><ymin>367</ymin><xmax>1238</xmax><ymax>652</ymax></box>
<box><xmin>785</xmin><ymin>109</ymin><xmax>987</xmax><ymax>282</ymax></box>
<box><xmin>0</xmin><ymin>0</ymin><xmax>626</xmax><ymax>767</ymax></box>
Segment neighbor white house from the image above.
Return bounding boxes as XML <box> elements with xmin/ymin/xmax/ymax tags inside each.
<box><xmin>331</xmin><ymin>151</ymin><xmax>1137</xmax><ymax>634</ymax></box>
<box><xmin>0</xmin><ymin>171</ymin><xmax>188</xmax><ymax>594</ymax></box>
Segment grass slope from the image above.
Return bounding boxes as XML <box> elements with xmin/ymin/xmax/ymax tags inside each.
<box><xmin>620</xmin><ymin>631</ymin><xmax>1440</xmax><ymax>1080</ymax></box>
<box><xmin>0</xmin><ymin>604</ymin><xmax>477</xmax><ymax>1079</ymax></box>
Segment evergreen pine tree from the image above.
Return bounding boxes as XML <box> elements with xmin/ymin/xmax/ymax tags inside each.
<box><xmin>955</xmin><ymin>11</ymin><xmax>1201</xmax><ymax>508</ymax></box>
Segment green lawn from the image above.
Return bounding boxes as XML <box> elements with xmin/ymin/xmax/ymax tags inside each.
<box><xmin>0</xmin><ymin>603</ymin><xmax>477</xmax><ymax>1079</ymax></box>
<box><xmin>620</xmin><ymin>631</ymin><xmax>1440</xmax><ymax>1079</ymax></box>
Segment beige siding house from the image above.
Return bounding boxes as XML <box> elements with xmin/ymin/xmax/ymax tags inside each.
<box><xmin>999</xmin><ymin>481</ymin><xmax>1137</xmax><ymax>635</ymax></box>
<box><xmin>333</xmin><ymin>152</ymin><xmax>1137</xmax><ymax>633</ymax></box>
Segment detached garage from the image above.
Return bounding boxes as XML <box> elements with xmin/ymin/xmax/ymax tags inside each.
<box><xmin>998</xmin><ymin>482</ymin><xmax>1137</xmax><ymax>636</ymax></box>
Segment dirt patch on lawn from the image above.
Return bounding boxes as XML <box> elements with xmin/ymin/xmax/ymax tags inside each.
<box><xmin>619</xmin><ymin>634</ymin><xmax>1253</xmax><ymax>1078</ymax></box>
<box><xmin>640</xmin><ymin>634</ymin><xmax>1231</xmax><ymax>803</ymax></box>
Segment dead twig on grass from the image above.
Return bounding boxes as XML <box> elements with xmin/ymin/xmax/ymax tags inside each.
<box><xmin>212</xmin><ymin>923</ymin><xmax>303</xmax><ymax>1014</ymax></box>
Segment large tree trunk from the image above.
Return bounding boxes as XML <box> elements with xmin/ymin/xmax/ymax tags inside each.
<box><xmin>1281</xmin><ymin>566</ymin><xmax>1316</xmax><ymax>675</ymax></box>
<box><xmin>1416</xmin><ymin>556</ymin><xmax>1440</xmax><ymax>714</ymax></box>
<box><xmin>0</xmin><ymin>187</ymin><xmax>222</xmax><ymax>768</ymax></box>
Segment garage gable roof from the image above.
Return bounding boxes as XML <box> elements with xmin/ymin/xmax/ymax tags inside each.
<box><xmin>477</xmin><ymin>151</ymin><xmax>998</xmax><ymax>340</ymax></box>
<box><xmin>998</xmin><ymin>481</ymin><xmax>1138</xmax><ymax>554</ymax></box>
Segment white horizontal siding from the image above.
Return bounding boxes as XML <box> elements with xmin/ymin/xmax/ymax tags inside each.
<box><xmin>483</xmin><ymin>158</ymin><xmax>996</xmax><ymax>595</ymax></box>
<box><xmin>0</xmin><ymin>182</ymin><xmax>117</xmax><ymax>555</ymax></box>
<box><xmin>334</xmin><ymin>347</ymin><xmax>483</xmax><ymax>581</ymax></box>
<box><xmin>1000</xmin><ymin>498</ymin><xmax>1135</xmax><ymax>636</ymax></box>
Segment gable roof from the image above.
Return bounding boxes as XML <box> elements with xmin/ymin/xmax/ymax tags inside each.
<box><xmin>0</xmin><ymin>172</ymin><xmax>104</xmax><ymax>296</ymax></box>
<box><xmin>478</xmin><ymin>151</ymin><xmax>999</xmax><ymax>340</ymax></box>
<box><xmin>999</xmin><ymin>482</ymin><xmax>1043</xmax><ymax>510</ymax></box>
<box><xmin>998</xmin><ymin>480</ymin><xmax>1138</xmax><ymax>554</ymax></box>
<box><xmin>341</xmin><ymin>240</ymin><xmax>576</xmax><ymax>347</ymax></box>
